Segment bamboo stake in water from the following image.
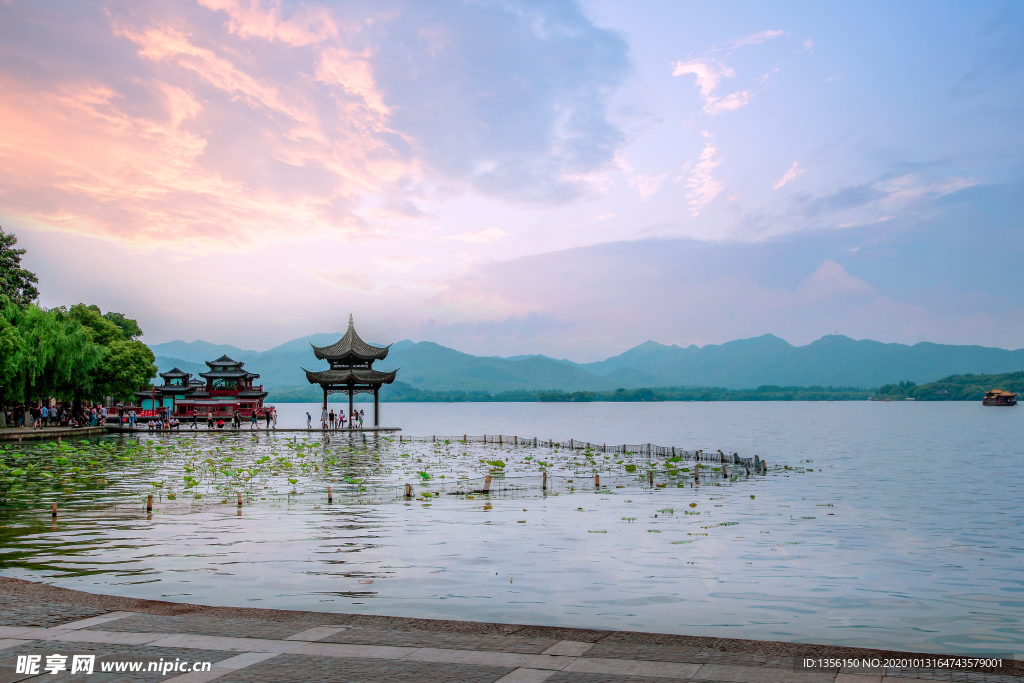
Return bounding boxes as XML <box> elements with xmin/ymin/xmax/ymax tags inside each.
<box><xmin>542</xmin><ymin>471</ymin><xmax>547</xmax><ymax>491</ymax></box>
<box><xmin>595</xmin><ymin>474</ymin><xmax>600</xmax><ymax>489</ymax></box>
<box><xmin>147</xmin><ymin>494</ymin><xmax>153</xmax><ymax>512</ymax></box>
<box><xmin>327</xmin><ymin>486</ymin><xmax>333</xmax><ymax>504</ymax></box>
<box><xmin>483</xmin><ymin>475</ymin><xmax>492</xmax><ymax>493</ymax></box>
<box><xmin>237</xmin><ymin>491</ymin><xmax>243</xmax><ymax>507</ymax></box>
<box><xmin>405</xmin><ymin>484</ymin><xmax>411</xmax><ymax>498</ymax></box>
<box><xmin>648</xmin><ymin>471</ymin><xmax>653</xmax><ymax>487</ymax></box>
<box><xmin>51</xmin><ymin>503</ymin><xmax>57</xmax><ymax>518</ymax></box>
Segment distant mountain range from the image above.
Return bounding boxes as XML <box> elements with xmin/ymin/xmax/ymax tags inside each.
<box><xmin>148</xmin><ymin>333</ymin><xmax>1024</xmax><ymax>400</ymax></box>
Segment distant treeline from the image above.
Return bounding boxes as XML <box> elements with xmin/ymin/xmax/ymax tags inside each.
<box><xmin>876</xmin><ymin>371</ymin><xmax>1024</xmax><ymax>401</ymax></box>
<box><xmin>266</xmin><ymin>382</ymin><xmax>877</xmax><ymax>403</ymax></box>
<box><xmin>265</xmin><ymin>372</ymin><xmax>1024</xmax><ymax>404</ymax></box>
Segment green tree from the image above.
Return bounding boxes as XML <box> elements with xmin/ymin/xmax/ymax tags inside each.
<box><xmin>95</xmin><ymin>339</ymin><xmax>157</xmax><ymax>401</ymax></box>
<box><xmin>0</xmin><ymin>228</ymin><xmax>39</xmax><ymax>307</ymax></box>
<box><xmin>102</xmin><ymin>311</ymin><xmax>144</xmax><ymax>340</ymax></box>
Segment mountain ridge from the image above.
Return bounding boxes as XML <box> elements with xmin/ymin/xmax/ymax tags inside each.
<box><xmin>149</xmin><ymin>333</ymin><xmax>1024</xmax><ymax>395</ymax></box>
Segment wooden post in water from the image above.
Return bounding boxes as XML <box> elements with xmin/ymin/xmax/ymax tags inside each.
<box><xmin>648</xmin><ymin>471</ymin><xmax>653</xmax><ymax>487</ymax></box>
<box><xmin>405</xmin><ymin>484</ymin><xmax>412</xmax><ymax>498</ymax></box>
<box><xmin>570</xmin><ymin>439</ymin><xmax>573</xmax><ymax>450</ymax></box>
<box><xmin>236</xmin><ymin>491</ymin><xmax>242</xmax><ymax>507</ymax></box>
<box><xmin>146</xmin><ymin>495</ymin><xmax>153</xmax><ymax>512</ymax></box>
<box><xmin>499</xmin><ymin>435</ymin><xmax>502</xmax><ymax>446</ymax></box>
<box><xmin>51</xmin><ymin>503</ymin><xmax>57</xmax><ymax>518</ymax></box>
<box><xmin>722</xmin><ymin>464</ymin><xmax>728</xmax><ymax>479</ymax></box>
<box><xmin>327</xmin><ymin>486</ymin><xmax>333</xmax><ymax>504</ymax></box>
<box><xmin>745</xmin><ymin>463</ymin><xmax>751</xmax><ymax>476</ymax></box>
<box><xmin>483</xmin><ymin>475</ymin><xmax>492</xmax><ymax>493</ymax></box>
<box><xmin>514</xmin><ymin>436</ymin><xmax>518</xmax><ymax>446</ymax></box>
<box><xmin>542</xmin><ymin>471</ymin><xmax>547</xmax><ymax>490</ymax></box>
<box><xmin>595</xmin><ymin>474</ymin><xmax>600</xmax><ymax>489</ymax></box>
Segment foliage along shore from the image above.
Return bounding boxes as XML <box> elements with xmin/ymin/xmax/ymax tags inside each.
<box><xmin>267</xmin><ymin>381</ymin><xmax>875</xmax><ymax>403</ymax></box>
<box><xmin>0</xmin><ymin>227</ymin><xmax>157</xmax><ymax>406</ymax></box>
<box><xmin>266</xmin><ymin>371</ymin><xmax>1023</xmax><ymax>403</ymax></box>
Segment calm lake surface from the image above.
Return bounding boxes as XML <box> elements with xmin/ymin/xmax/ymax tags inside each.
<box><xmin>2</xmin><ymin>402</ymin><xmax>1021</xmax><ymax>656</ymax></box>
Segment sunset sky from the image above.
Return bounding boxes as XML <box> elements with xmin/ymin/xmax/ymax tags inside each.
<box><xmin>2</xmin><ymin>0</ymin><xmax>1021</xmax><ymax>360</ymax></box>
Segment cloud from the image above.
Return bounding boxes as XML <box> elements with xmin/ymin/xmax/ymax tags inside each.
<box><xmin>672</xmin><ymin>59</ymin><xmax>776</xmax><ymax>115</ymax></box>
<box><xmin>798</xmin><ymin>260</ymin><xmax>874</xmax><ymax>301</ymax></box>
<box><xmin>681</xmin><ymin>138</ymin><xmax>724</xmax><ymax>217</ymax></box>
<box><xmin>0</xmin><ymin>0</ymin><xmax>631</xmax><ymax>248</ymax></box>
<box><xmin>726</xmin><ymin>30</ymin><xmax>785</xmax><ymax>49</ymax></box>
<box><xmin>773</xmin><ymin>162</ymin><xmax>805</xmax><ymax>190</ymax></box>
<box><xmin>629</xmin><ymin>173</ymin><xmax>669</xmax><ymax>201</ymax></box>
<box><xmin>441</xmin><ymin>228</ymin><xmax>511</xmax><ymax>243</ymax></box>
<box><xmin>803</xmin><ymin>39</ymin><xmax>814</xmax><ymax>50</ymax></box>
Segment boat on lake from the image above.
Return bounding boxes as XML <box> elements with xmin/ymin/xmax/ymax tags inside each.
<box><xmin>982</xmin><ymin>389</ymin><xmax>1017</xmax><ymax>406</ymax></box>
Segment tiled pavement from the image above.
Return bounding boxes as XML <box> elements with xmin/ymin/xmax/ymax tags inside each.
<box><xmin>0</xmin><ymin>578</ymin><xmax>1019</xmax><ymax>683</ymax></box>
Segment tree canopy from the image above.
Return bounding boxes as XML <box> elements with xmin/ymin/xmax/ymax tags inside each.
<box><xmin>0</xmin><ymin>227</ymin><xmax>39</xmax><ymax>307</ymax></box>
<box><xmin>0</xmin><ymin>228</ymin><xmax>156</xmax><ymax>405</ymax></box>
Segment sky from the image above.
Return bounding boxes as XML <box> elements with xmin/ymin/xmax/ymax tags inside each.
<box><xmin>1</xmin><ymin>0</ymin><xmax>1022</xmax><ymax>361</ymax></box>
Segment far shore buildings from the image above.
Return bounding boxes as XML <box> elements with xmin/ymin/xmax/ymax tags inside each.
<box><xmin>135</xmin><ymin>356</ymin><xmax>269</xmax><ymax>419</ymax></box>
<box><xmin>303</xmin><ymin>315</ymin><xmax>398</xmax><ymax>426</ymax></box>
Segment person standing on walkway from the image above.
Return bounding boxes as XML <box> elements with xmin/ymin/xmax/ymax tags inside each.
<box><xmin>250</xmin><ymin>411</ymin><xmax>258</xmax><ymax>429</ymax></box>
<box><xmin>329</xmin><ymin>409</ymin><xmax>335</xmax><ymax>429</ymax></box>
<box><xmin>191</xmin><ymin>412</ymin><xmax>198</xmax><ymax>429</ymax></box>
<box><xmin>321</xmin><ymin>407</ymin><xmax>328</xmax><ymax>430</ymax></box>
<box><xmin>306</xmin><ymin>411</ymin><xmax>312</xmax><ymax>429</ymax></box>
<box><xmin>264</xmin><ymin>409</ymin><xmax>272</xmax><ymax>429</ymax></box>
<box><xmin>40</xmin><ymin>405</ymin><xmax>48</xmax><ymax>428</ymax></box>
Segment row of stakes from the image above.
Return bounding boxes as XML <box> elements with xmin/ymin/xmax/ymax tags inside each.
<box><xmin>47</xmin><ymin>459</ymin><xmax>770</xmax><ymax>517</ymax></box>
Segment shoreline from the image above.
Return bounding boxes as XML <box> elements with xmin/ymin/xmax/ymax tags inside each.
<box><xmin>0</xmin><ymin>576</ymin><xmax>1019</xmax><ymax>681</ymax></box>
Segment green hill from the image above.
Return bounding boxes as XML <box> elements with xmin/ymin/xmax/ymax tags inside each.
<box><xmin>150</xmin><ymin>333</ymin><xmax>1024</xmax><ymax>398</ymax></box>
<box><xmin>877</xmin><ymin>371</ymin><xmax>1024</xmax><ymax>400</ymax></box>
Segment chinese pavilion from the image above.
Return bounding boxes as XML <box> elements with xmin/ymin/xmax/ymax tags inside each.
<box><xmin>303</xmin><ymin>315</ymin><xmax>397</xmax><ymax>427</ymax></box>
<box><xmin>136</xmin><ymin>356</ymin><xmax>270</xmax><ymax>419</ymax></box>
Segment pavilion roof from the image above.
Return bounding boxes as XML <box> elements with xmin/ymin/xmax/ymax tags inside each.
<box><xmin>199</xmin><ymin>369</ymin><xmax>260</xmax><ymax>380</ymax></box>
<box><xmin>303</xmin><ymin>367</ymin><xmax>398</xmax><ymax>386</ymax></box>
<box><xmin>206</xmin><ymin>355</ymin><xmax>245</xmax><ymax>369</ymax></box>
<box><xmin>160</xmin><ymin>367</ymin><xmax>191</xmax><ymax>379</ymax></box>
<box><xmin>311</xmin><ymin>315</ymin><xmax>390</xmax><ymax>362</ymax></box>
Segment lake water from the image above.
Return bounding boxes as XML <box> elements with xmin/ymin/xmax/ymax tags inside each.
<box><xmin>1</xmin><ymin>401</ymin><xmax>1021</xmax><ymax>656</ymax></box>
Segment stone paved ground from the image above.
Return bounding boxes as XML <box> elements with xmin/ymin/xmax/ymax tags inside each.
<box><xmin>0</xmin><ymin>577</ymin><xmax>1019</xmax><ymax>683</ymax></box>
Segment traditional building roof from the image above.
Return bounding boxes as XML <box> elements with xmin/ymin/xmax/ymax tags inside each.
<box><xmin>311</xmin><ymin>315</ymin><xmax>390</xmax><ymax>363</ymax></box>
<box><xmin>206</xmin><ymin>355</ymin><xmax>244</xmax><ymax>369</ymax></box>
<box><xmin>200</xmin><ymin>369</ymin><xmax>259</xmax><ymax>380</ymax></box>
<box><xmin>159</xmin><ymin>367</ymin><xmax>191</xmax><ymax>380</ymax></box>
<box><xmin>303</xmin><ymin>368</ymin><xmax>398</xmax><ymax>385</ymax></box>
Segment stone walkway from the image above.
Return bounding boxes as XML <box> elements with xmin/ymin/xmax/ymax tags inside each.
<box><xmin>0</xmin><ymin>578</ymin><xmax>1018</xmax><ymax>683</ymax></box>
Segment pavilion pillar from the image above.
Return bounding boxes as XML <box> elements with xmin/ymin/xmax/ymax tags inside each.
<box><xmin>322</xmin><ymin>388</ymin><xmax>327</xmax><ymax>412</ymax></box>
<box><xmin>348</xmin><ymin>386</ymin><xmax>354</xmax><ymax>430</ymax></box>
<box><xmin>374</xmin><ymin>387</ymin><xmax>379</xmax><ymax>426</ymax></box>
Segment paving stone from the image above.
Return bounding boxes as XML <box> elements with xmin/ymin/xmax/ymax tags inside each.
<box><xmin>213</xmin><ymin>653</ymin><xmax>517</xmax><ymax>683</ymax></box>
<box><xmin>0</xmin><ymin>593</ymin><xmax>108</xmax><ymax>629</ymax></box>
<box><xmin>0</xmin><ymin>640</ymin><xmax>238</xmax><ymax>683</ymax></box>
<box><xmin>317</xmin><ymin>626</ymin><xmax>560</xmax><ymax>653</ymax></box>
<box><xmin>496</xmin><ymin>669</ymin><xmax>559</xmax><ymax>683</ymax></box>
<box><xmin>145</xmin><ymin>634</ymin><xmax>306</xmax><ymax>653</ymax></box>
<box><xmin>545</xmin><ymin>642</ymin><xmax>596</xmax><ymax>657</ymax></box>
<box><xmin>402</xmin><ymin>647</ymin><xmax>536</xmax><ymax>668</ymax></box>
<box><xmin>584</xmin><ymin>642</ymin><xmax>805</xmax><ymax>669</ymax></box>
<box><xmin>695</xmin><ymin>663</ymin><xmax>835</xmax><ymax>683</ymax></box>
<box><xmin>564</xmin><ymin>658</ymin><xmax>701</xmax><ymax>679</ymax></box>
<box><xmin>290</xmin><ymin>642</ymin><xmax>417</xmax><ymax>660</ymax></box>
<box><xmin>545</xmin><ymin>672</ymin><xmax>696</xmax><ymax>683</ymax></box>
<box><xmin>87</xmin><ymin>614</ymin><xmax>313</xmax><ymax>640</ymax></box>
